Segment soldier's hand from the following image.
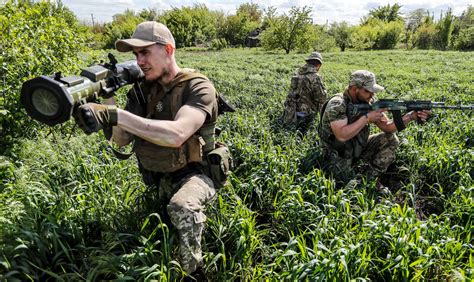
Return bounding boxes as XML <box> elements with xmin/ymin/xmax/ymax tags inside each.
<box><xmin>73</xmin><ymin>103</ymin><xmax>118</xmax><ymax>134</ymax></box>
<box><xmin>367</xmin><ymin>109</ymin><xmax>387</xmax><ymax>123</ymax></box>
<box><xmin>407</xmin><ymin>110</ymin><xmax>430</xmax><ymax>124</ymax></box>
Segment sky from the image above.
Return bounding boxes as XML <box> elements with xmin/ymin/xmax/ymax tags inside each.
<box><xmin>62</xmin><ymin>0</ymin><xmax>472</xmax><ymax>25</ymax></box>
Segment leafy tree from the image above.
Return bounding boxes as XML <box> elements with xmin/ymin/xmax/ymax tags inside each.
<box><xmin>350</xmin><ymin>20</ymin><xmax>379</xmax><ymax>50</ymax></box>
<box><xmin>453</xmin><ymin>26</ymin><xmax>474</xmax><ymax>50</ymax></box>
<box><xmin>138</xmin><ymin>7</ymin><xmax>160</xmax><ymax>21</ymax></box>
<box><xmin>236</xmin><ymin>2</ymin><xmax>262</xmax><ymax>22</ymax></box>
<box><xmin>367</xmin><ymin>3</ymin><xmax>404</xmax><ymax>23</ymax></box>
<box><xmin>433</xmin><ymin>9</ymin><xmax>454</xmax><ymax>50</ymax></box>
<box><xmin>311</xmin><ymin>25</ymin><xmax>337</xmax><ymax>52</ymax></box>
<box><xmin>219</xmin><ymin>3</ymin><xmax>262</xmax><ymax>46</ymax></box>
<box><xmin>102</xmin><ymin>9</ymin><xmax>144</xmax><ymax>49</ymax></box>
<box><xmin>260</xmin><ymin>6</ymin><xmax>313</xmax><ymax>54</ymax></box>
<box><xmin>414</xmin><ymin>23</ymin><xmax>436</xmax><ymax>49</ymax></box>
<box><xmin>374</xmin><ymin>20</ymin><xmax>404</xmax><ymax>49</ymax></box>
<box><xmin>328</xmin><ymin>21</ymin><xmax>352</xmax><ymax>51</ymax></box>
<box><xmin>404</xmin><ymin>9</ymin><xmax>428</xmax><ymax>49</ymax></box>
<box><xmin>353</xmin><ymin>12</ymin><xmax>403</xmax><ymax>50</ymax></box>
<box><xmin>160</xmin><ymin>4</ymin><xmax>222</xmax><ymax>47</ymax></box>
<box><xmin>451</xmin><ymin>5</ymin><xmax>474</xmax><ymax>50</ymax></box>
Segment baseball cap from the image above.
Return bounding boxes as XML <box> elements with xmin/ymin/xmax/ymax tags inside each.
<box><xmin>305</xmin><ymin>51</ymin><xmax>323</xmax><ymax>64</ymax></box>
<box><xmin>115</xmin><ymin>21</ymin><xmax>175</xmax><ymax>52</ymax></box>
<box><xmin>349</xmin><ymin>70</ymin><xmax>384</xmax><ymax>93</ymax></box>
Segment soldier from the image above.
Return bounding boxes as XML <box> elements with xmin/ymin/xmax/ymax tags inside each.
<box><xmin>73</xmin><ymin>21</ymin><xmax>229</xmax><ymax>280</ymax></box>
<box><xmin>282</xmin><ymin>51</ymin><xmax>327</xmax><ymax>130</ymax></box>
<box><xmin>318</xmin><ymin>70</ymin><xmax>429</xmax><ymax>186</ymax></box>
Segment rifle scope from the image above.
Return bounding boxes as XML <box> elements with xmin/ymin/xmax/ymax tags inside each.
<box><xmin>20</xmin><ymin>55</ymin><xmax>143</xmax><ymax>126</ymax></box>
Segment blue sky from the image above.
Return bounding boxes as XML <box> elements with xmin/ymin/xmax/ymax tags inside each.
<box><xmin>62</xmin><ymin>0</ymin><xmax>472</xmax><ymax>25</ymax></box>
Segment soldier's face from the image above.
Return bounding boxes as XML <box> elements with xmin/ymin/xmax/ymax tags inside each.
<box><xmin>356</xmin><ymin>87</ymin><xmax>375</xmax><ymax>103</ymax></box>
<box><xmin>133</xmin><ymin>44</ymin><xmax>169</xmax><ymax>81</ymax></box>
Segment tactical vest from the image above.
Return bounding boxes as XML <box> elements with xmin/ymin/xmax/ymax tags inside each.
<box><xmin>283</xmin><ymin>65</ymin><xmax>324</xmax><ymax>124</ymax></box>
<box><xmin>319</xmin><ymin>92</ymin><xmax>369</xmax><ymax>160</ymax></box>
<box><xmin>134</xmin><ymin>69</ymin><xmax>216</xmax><ymax>173</ymax></box>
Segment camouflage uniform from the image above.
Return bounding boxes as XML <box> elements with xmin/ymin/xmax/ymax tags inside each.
<box><xmin>283</xmin><ymin>52</ymin><xmax>327</xmax><ymax>126</ymax></box>
<box><xmin>319</xmin><ymin>90</ymin><xmax>399</xmax><ymax>184</ymax></box>
<box><xmin>158</xmin><ymin>172</ymin><xmax>215</xmax><ymax>273</ymax></box>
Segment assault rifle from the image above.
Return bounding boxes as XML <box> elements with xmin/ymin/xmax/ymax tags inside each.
<box><xmin>348</xmin><ymin>99</ymin><xmax>474</xmax><ymax>131</ymax></box>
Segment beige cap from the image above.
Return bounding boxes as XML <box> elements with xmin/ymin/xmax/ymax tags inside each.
<box><xmin>349</xmin><ymin>70</ymin><xmax>384</xmax><ymax>93</ymax></box>
<box><xmin>115</xmin><ymin>21</ymin><xmax>175</xmax><ymax>52</ymax></box>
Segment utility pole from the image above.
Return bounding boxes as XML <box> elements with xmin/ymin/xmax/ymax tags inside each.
<box><xmin>91</xmin><ymin>13</ymin><xmax>95</xmax><ymax>26</ymax></box>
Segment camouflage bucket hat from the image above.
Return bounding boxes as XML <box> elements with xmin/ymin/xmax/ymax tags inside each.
<box><xmin>305</xmin><ymin>51</ymin><xmax>323</xmax><ymax>64</ymax></box>
<box><xmin>115</xmin><ymin>21</ymin><xmax>175</xmax><ymax>52</ymax></box>
<box><xmin>349</xmin><ymin>70</ymin><xmax>384</xmax><ymax>93</ymax></box>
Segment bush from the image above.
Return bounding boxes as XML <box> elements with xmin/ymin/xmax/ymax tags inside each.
<box><xmin>211</xmin><ymin>38</ymin><xmax>228</xmax><ymax>50</ymax></box>
<box><xmin>0</xmin><ymin>0</ymin><xmax>88</xmax><ymax>151</ymax></box>
<box><xmin>0</xmin><ymin>1</ymin><xmax>89</xmax><ymax>149</ymax></box>
<box><xmin>350</xmin><ymin>19</ymin><xmax>403</xmax><ymax>50</ymax></box>
<box><xmin>414</xmin><ymin>24</ymin><xmax>436</xmax><ymax>49</ymax></box>
<box><xmin>102</xmin><ymin>10</ymin><xmax>144</xmax><ymax>49</ymax></box>
<box><xmin>453</xmin><ymin>26</ymin><xmax>474</xmax><ymax>50</ymax></box>
<box><xmin>374</xmin><ymin>20</ymin><xmax>404</xmax><ymax>49</ymax></box>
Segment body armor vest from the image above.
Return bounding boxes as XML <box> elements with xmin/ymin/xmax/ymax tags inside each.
<box><xmin>319</xmin><ymin>92</ymin><xmax>369</xmax><ymax>159</ymax></box>
<box><xmin>134</xmin><ymin>69</ymin><xmax>216</xmax><ymax>173</ymax></box>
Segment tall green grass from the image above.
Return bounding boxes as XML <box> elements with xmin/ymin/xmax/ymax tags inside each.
<box><xmin>1</xmin><ymin>49</ymin><xmax>473</xmax><ymax>280</ymax></box>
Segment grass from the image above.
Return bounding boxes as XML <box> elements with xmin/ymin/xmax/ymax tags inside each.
<box><xmin>1</xmin><ymin>48</ymin><xmax>473</xmax><ymax>280</ymax></box>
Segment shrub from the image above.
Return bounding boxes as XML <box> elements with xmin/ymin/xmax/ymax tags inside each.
<box><xmin>0</xmin><ymin>0</ymin><xmax>88</xmax><ymax>151</ymax></box>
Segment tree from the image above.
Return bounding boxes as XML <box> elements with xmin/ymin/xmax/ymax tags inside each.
<box><xmin>260</xmin><ymin>6</ymin><xmax>313</xmax><ymax>54</ymax></box>
<box><xmin>328</xmin><ymin>21</ymin><xmax>352</xmax><ymax>51</ymax></box>
<box><xmin>219</xmin><ymin>2</ymin><xmax>262</xmax><ymax>46</ymax></box>
<box><xmin>138</xmin><ymin>8</ymin><xmax>160</xmax><ymax>21</ymax></box>
<box><xmin>351</xmin><ymin>18</ymin><xmax>403</xmax><ymax>50</ymax></box>
<box><xmin>404</xmin><ymin>8</ymin><xmax>427</xmax><ymax>48</ymax></box>
<box><xmin>236</xmin><ymin>2</ymin><xmax>262</xmax><ymax>22</ymax></box>
<box><xmin>451</xmin><ymin>5</ymin><xmax>473</xmax><ymax>50</ymax></box>
<box><xmin>368</xmin><ymin>3</ymin><xmax>404</xmax><ymax>22</ymax></box>
<box><xmin>433</xmin><ymin>9</ymin><xmax>454</xmax><ymax>50</ymax></box>
<box><xmin>103</xmin><ymin>9</ymin><xmax>143</xmax><ymax>49</ymax></box>
<box><xmin>160</xmin><ymin>4</ymin><xmax>222</xmax><ymax>47</ymax></box>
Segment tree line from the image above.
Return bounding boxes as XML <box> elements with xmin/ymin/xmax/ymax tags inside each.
<box><xmin>89</xmin><ymin>3</ymin><xmax>474</xmax><ymax>52</ymax></box>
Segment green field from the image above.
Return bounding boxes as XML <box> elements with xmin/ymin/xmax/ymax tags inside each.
<box><xmin>1</xmin><ymin>49</ymin><xmax>473</xmax><ymax>280</ymax></box>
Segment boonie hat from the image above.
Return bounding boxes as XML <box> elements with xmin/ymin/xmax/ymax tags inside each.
<box><xmin>305</xmin><ymin>51</ymin><xmax>323</xmax><ymax>64</ymax></box>
<box><xmin>115</xmin><ymin>21</ymin><xmax>175</xmax><ymax>52</ymax></box>
<box><xmin>349</xmin><ymin>70</ymin><xmax>384</xmax><ymax>93</ymax></box>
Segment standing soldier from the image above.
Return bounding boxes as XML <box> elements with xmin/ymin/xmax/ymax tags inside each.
<box><xmin>282</xmin><ymin>51</ymin><xmax>327</xmax><ymax>130</ymax></box>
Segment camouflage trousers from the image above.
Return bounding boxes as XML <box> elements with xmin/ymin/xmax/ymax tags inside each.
<box><xmin>158</xmin><ymin>173</ymin><xmax>216</xmax><ymax>274</ymax></box>
<box><xmin>323</xmin><ymin>132</ymin><xmax>400</xmax><ymax>184</ymax></box>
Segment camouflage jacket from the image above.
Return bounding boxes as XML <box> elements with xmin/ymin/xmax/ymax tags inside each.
<box><xmin>318</xmin><ymin>90</ymin><xmax>370</xmax><ymax>159</ymax></box>
<box><xmin>283</xmin><ymin>64</ymin><xmax>327</xmax><ymax>124</ymax></box>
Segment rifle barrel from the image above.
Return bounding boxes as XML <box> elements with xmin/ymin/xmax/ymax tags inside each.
<box><xmin>431</xmin><ymin>104</ymin><xmax>474</xmax><ymax>110</ymax></box>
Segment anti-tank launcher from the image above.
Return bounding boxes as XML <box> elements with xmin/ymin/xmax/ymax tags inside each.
<box><xmin>20</xmin><ymin>54</ymin><xmax>143</xmax><ymax>126</ymax></box>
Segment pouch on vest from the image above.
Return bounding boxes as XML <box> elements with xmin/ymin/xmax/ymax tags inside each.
<box><xmin>207</xmin><ymin>141</ymin><xmax>233</xmax><ymax>188</ymax></box>
<box><xmin>135</xmin><ymin>141</ymin><xmax>187</xmax><ymax>173</ymax></box>
<box><xmin>186</xmin><ymin>134</ymin><xmax>206</xmax><ymax>163</ymax></box>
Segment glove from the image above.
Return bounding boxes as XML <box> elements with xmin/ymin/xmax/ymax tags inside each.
<box><xmin>73</xmin><ymin>103</ymin><xmax>118</xmax><ymax>134</ymax></box>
